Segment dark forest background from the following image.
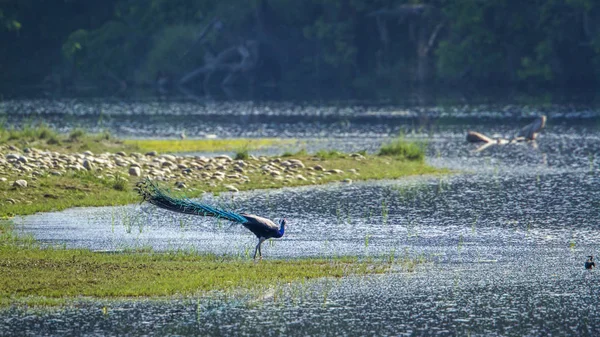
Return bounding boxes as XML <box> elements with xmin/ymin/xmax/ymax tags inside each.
<box><xmin>1</xmin><ymin>0</ymin><xmax>600</xmax><ymax>95</ymax></box>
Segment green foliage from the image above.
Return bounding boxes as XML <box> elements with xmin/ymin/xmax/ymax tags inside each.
<box><xmin>437</xmin><ymin>0</ymin><xmax>600</xmax><ymax>84</ymax></box>
<box><xmin>61</xmin><ymin>29</ymin><xmax>87</xmax><ymax>62</ymax></box>
<box><xmin>7</xmin><ymin>0</ymin><xmax>600</xmax><ymax>90</ymax></box>
<box><xmin>63</xmin><ymin>21</ymin><xmax>138</xmax><ymax>80</ymax></box>
<box><xmin>136</xmin><ymin>24</ymin><xmax>202</xmax><ymax>83</ymax></box>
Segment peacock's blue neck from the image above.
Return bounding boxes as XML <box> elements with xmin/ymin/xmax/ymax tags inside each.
<box><xmin>277</xmin><ymin>222</ymin><xmax>285</xmax><ymax>237</ymax></box>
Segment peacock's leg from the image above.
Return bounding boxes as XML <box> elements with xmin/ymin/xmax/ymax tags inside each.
<box><xmin>253</xmin><ymin>240</ymin><xmax>260</xmax><ymax>259</ymax></box>
<box><xmin>258</xmin><ymin>237</ymin><xmax>266</xmax><ymax>259</ymax></box>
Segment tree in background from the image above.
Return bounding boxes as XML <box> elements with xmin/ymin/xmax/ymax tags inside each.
<box><xmin>1</xmin><ymin>0</ymin><xmax>600</xmax><ymax>93</ymax></box>
<box><xmin>436</xmin><ymin>0</ymin><xmax>600</xmax><ymax>86</ymax></box>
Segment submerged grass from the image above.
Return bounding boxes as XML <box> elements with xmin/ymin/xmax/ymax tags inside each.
<box><xmin>0</xmin><ymin>222</ymin><xmax>388</xmax><ymax>307</ymax></box>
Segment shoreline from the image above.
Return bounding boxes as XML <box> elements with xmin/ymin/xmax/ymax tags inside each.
<box><xmin>0</xmin><ymin>131</ymin><xmax>437</xmax><ymax>307</ymax></box>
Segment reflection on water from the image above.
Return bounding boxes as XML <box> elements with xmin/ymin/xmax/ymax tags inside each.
<box><xmin>3</xmin><ymin>99</ymin><xmax>600</xmax><ymax>336</ymax></box>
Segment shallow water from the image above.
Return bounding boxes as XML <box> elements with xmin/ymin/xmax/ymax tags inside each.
<box><xmin>3</xmin><ymin>98</ymin><xmax>600</xmax><ymax>336</ymax></box>
<box><xmin>2</xmin><ymin>97</ymin><xmax>599</xmax><ymax>140</ymax></box>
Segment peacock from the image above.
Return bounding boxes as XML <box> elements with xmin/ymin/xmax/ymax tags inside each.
<box><xmin>136</xmin><ymin>179</ymin><xmax>286</xmax><ymax>259</ymax></box>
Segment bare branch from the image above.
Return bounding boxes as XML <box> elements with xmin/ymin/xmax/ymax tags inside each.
<box><xmin>424</xmin><ymin>22</ymin><xmax>445</xmax><ymax>55</ymax></box>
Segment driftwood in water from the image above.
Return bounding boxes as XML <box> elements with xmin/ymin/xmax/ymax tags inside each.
<box><xmin>466</xmin><ymin>131</ymin><xmax>494</xmax><ymax>143</ymax></box>
<box><xmin>467</xmin><ymin>115</ymin><xmax>547</xmax><ymax>143</ymax></box>
<box><xmin>466</xmin><ymin>131</ymin><xmax>510</xmax><ymax>152</ymax></box>
<box><xmin>466</xmin><ymin>116</ymin><xmax>547</xmax><ymax>152</ymax></box>
<box><xmin>516</xmin><ymin>116</ymin><xmax>546</xmax><ymax>140</ymax></box>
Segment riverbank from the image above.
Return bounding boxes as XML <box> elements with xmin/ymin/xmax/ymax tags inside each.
<box><xmin>0</xmin><ymin>128</ymin><xmax>446</xmax><ymax>218</ymax></box>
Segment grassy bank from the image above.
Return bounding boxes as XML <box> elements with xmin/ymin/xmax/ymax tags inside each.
<box><xmin>0</xmin><ymin>222</ymin><xmax>392</xmax><ymax>307</ymax></box>
<box><xmin>0</xmin><ymin>128</ymin><xmax>447</xmax><ymax>218</ymax></box>
<box><xmin>0</xmin><ymin>155</ymin><xmax>443</xmax><ymax>218</ymax></box>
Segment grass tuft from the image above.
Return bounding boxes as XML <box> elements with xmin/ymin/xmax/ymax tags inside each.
<box><xmin>378</xmin><ymin>138</ymin><xmax>425</xmax><ymax>161</ymax></box>
<box><xmin>69</xmin><ymin>129</ymin><xmax>85</xmax><ymax>141</ymax></box>
<box><xmin>315</xmin><ymin>149</ymin><xmax>345</xmax><ymax>159</ymax></box>
<box><xmin>112</xmin><ymin>174</ymin><xmax>128</xmax><ymax>191</ymax></box>
<box><xmin>234</xmin><ymin>148</ymin><xmax>249</xmax><ymax>160</ymax></box>
<box><xmin>282</xmin><ymin>148</ymin><xmax>307</xmax><ymax>157</ymax></box>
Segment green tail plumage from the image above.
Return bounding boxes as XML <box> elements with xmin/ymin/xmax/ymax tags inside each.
<box><xmin>136</xmin><ymin>178</ymin><xmax>248</xmax><ymax>224</ymax></box>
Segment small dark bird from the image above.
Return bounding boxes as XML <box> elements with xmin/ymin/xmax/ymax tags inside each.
<box><xmin>585</xmin><ymin>255</ymin><xmax>596</xmax><ymax>270</ymax></box>
<box><xmin>137</xmin><ymin>179</ymin><xmax>286</xmax><ymax>259</ymax></box>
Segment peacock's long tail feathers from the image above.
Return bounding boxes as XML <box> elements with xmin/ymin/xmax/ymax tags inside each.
<box><xmin>136</xmin><ymin>178</ymin><xmax>248</xmax><ymax>224</ymax></box>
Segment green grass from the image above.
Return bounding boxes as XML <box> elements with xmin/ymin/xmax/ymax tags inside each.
<box><xmin>123</xmin><ymin>138</ymin><xmax>296</xmax><ymax>153</ymax></box>
<box><xmin>378</xmin><ymin>138</ymin><xmax>425</xmax><ymax>161</ymax></box>
<box><xmin>0</xmin><ymin>222</ymin><xmax>389</xmax><ymax>307</ymax></box>
<box><xmin>282</xmin><ymin>148</ymin><xmax>307</xmax><ymax>157</ymax></box>
<box><xmin>315</xmin><ymin>149</ymin><xmax>346</xmax><ymax>159</ymax></box>
<box><xmin>0</xmin><ymin>125</ymin><xmax>295</xmax><ymax>155</ymax></box>
<box><xmin>0</xmin><ymin>173</ymin><xmax>139</xmax><ymax>218</ymax></box>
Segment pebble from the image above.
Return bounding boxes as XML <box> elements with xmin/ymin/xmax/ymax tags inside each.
<box><xmin>83</xmin><ymin>160</ymin><xmax>94</xmax><ymax>171</ymax></box>
<box><xmin>129</xmin><ymin>166</ymin><xmax>142</xmax><ymax>177</ymax></box>
<box><xmin>225</xmin><ymin>185</ymin><xmax>239</xmax><ymax>192</ymax></box>
<box><xmin>13</xmin><ymin>179</ymin><xmax>28</xmax><ymax>188</ymax></box>
<box><xmin>0</xmin><ymin>147</ymin><xmax>354</xmax><ymax>193</ymax></box>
